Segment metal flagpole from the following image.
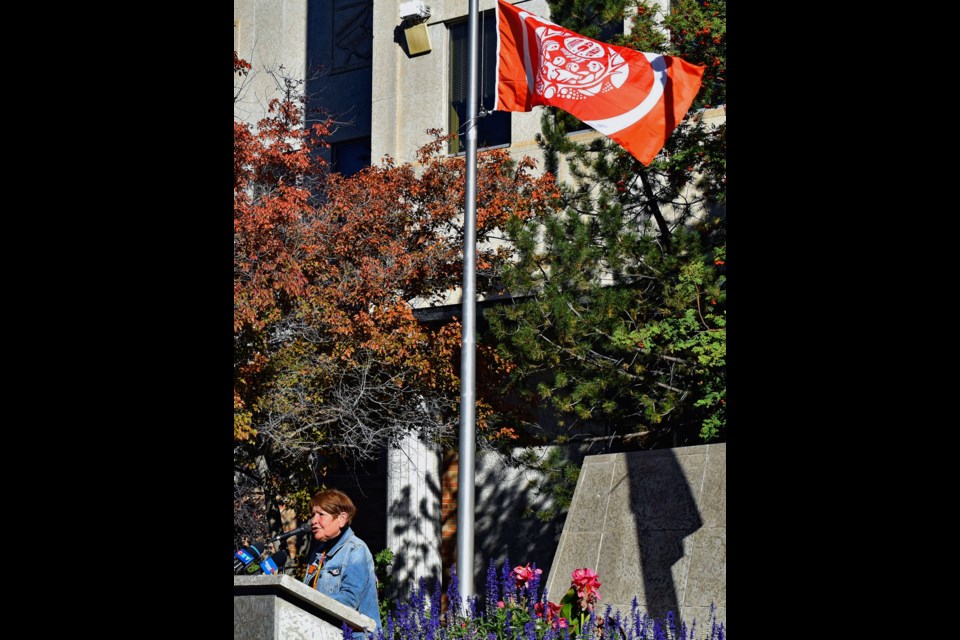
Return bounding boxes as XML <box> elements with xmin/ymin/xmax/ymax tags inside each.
<box><xmin>456</xmin><ymin>0</ymin><xmax>481</xmax><ymax>608</ymax></box>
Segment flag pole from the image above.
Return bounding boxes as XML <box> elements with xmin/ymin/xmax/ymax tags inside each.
<box><xmin>456</xmin><ymin>0</ymin><xmax>480</xmax><ymax>609</ymax></box>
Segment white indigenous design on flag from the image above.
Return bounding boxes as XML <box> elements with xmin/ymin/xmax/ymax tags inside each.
<box><xmin>532</xmin><ymin>28</ymin><xmax>629</xmax><ymax>100</ymax></box>
<box><xmin>496</xmin><ymin>0</ymin><xmax>705</xmax><ymax>165</ymax></box>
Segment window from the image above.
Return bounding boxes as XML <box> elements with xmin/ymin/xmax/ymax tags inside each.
<box><xmin>332</xmin><ymin>137</ymin><xmax>371</xmax><ymax>177</ymax></box>
<box><xmin>448</xmin><ymin>10</ymin><xmax>511</xmax><ymax>154</ymax></box>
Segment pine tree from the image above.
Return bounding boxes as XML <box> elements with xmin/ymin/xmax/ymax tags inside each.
<box><xmin>486</xmin><ymin>0</ymin><xmax>726</xmax><ymax>447</ymax></box>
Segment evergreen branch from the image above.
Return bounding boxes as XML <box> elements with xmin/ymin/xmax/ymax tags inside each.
<box><xmin>639</xmin><ymin>170</ymin><xmax>673</xmax><ymax>253</ymax></box>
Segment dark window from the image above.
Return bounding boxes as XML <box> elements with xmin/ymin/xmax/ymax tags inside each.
<box><xmin>448</xmin><ymin>10</ymin><xmax>511</xmax><ymax>154</ymax></box>
<box><xmin>331</xmin><ymin>137</ymin><xmax>371</xmax><ymax>177</ymax></box>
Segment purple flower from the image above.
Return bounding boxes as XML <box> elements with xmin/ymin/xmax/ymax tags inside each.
<box><xmin>666</xmin><ymin>610</ymin><xmax>677</xmax><ymax>638</ymax></box>
<box><xmin>500</xmin><ymin>557</ymin><xmax>516</xmax><ymax>603</ymax></box>
<box><xmin>467</xmin><ymin>593</ymin><xmax>479</xmax><ymax>620</ymax></box>
<box><xmin>428</xmin><ymin>579</ymin><xmax>441</xmax><ymax>638</ymax></box>
<box><xmin>446</xmin><ymin>563</ymin><xmax>462</xmax><ymax>615</ymax></box>
<box><xmin>524</xmin><ymin>619</ymin><xmax>537</xmax><ymax>640</ymax></box>
<box><xmin>372</xmin><ymin>560</ymin><xmax>724</xmax><ymax>640</ymax></box>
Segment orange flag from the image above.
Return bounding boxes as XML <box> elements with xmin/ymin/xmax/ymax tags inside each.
<box><xmin>495</xmin><ymin>0</ymin><xmax>705</xmax><ymax>165</ymax></box>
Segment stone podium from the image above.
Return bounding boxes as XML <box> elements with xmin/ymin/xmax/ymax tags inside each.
<box><xmin>234</xmin><ymin>574</ymin><xmax>378</xmax><ymax>639</ymax></box>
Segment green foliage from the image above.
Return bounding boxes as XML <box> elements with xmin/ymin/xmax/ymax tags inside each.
<box><xmin>653</xmin><ymin>0</ymin><xmax>726</xmax><ymax>110</ymax></box>
<box><xmin>620</xmin><ymin>1</ymin><xmax>727</xmax><ymax>203</ymax></box>
<box><xmin>489</xmin><ymin>228</ymin><xmax>725</xmax><ymax>445</ymax></box>
<box><xmin>374</xmin><ymin>547</ymin><xmax>395</xmax><ymax>624</ymax></box>
<box><xmin>517</xmin><ymin>448</ymin><xmax>581</xmax><ymax>523</ymax></box>
<box><xmin>540</xmin><ymin>0</ymin><xmax>629</xmax><ymax>40</ymax></box>
<box><xmin>486</xmin><ymin>0</ymin><xmax>726</xmax><ymax>448</ymax></box>
<box><xmin>474</xmin><ymin>597</ymin><xmax>550</xmax><ymax>639</ymax></box>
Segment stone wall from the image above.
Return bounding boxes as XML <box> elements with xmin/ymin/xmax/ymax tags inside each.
<box><xmin>545</xmin><ymin>443</ymin><xmax>725</xmax><ymax>628</ymax></box>
<box><xmin>234</xmin><ymin>0</ymin><xmax>308</xmax><ymax>125</ymax></box>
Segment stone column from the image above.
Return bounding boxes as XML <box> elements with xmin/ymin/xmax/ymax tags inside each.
<box><xmin>386</xmin><ymin>431</ymin><xmax>442</xmax><ymax>598</ymax></box>
<box><xmin>371</xmin><ymin>0</ymin><xmax>401</xmax><ymax>161</ymax></box>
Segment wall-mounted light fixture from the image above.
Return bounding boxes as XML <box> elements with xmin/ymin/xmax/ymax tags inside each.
<box><xmin>400</xmin><ymin>1</ymin><xmax>432</xmax><ymax>56</ymax></box>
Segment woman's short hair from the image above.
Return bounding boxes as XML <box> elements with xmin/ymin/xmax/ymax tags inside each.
<box><xmin>309</xmin><ymin>488</ymin><xmax>357</xmax><ymax>525</ymax></box>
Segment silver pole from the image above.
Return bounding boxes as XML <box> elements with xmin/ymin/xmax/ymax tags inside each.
<box><xmin>456</xmin><ymin>0</ymin><xmax>480</xmax><ymax>609</ymax></box>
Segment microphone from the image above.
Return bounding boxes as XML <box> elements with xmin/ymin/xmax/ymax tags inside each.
<box><xmin>259</xmin><ymin>549</ymin><xmax>289</xmax><ymax>575</ymax></box>
<box><xmin>271</xmin><ymin>521</ymin><xmax>313</xmax><ymax>542</ymax></box>
<box><xmin>234</xmin><ymin>542</ymin><xmax>266</xmax><ymax>573</ymax></box>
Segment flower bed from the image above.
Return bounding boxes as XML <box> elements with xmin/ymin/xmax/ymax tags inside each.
<box><xmin>357</xmin><ymin>559</ymin><xmax>725</xmax><ymax>639</ymax></box>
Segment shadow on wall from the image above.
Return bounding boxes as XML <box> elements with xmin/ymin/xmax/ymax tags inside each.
<box><xmin>387</xmin><ymin>476</ymin><xmax>442</xmax><ymax>600</ymax></box>
<box><xmin>472</xmin><ymin>458</ymin><xmax>567</xmax><ymax>587</ymax></box>
<box><xmin>471</xmin><ymin>442</ymin><xmax>611</xmax><ymax>591</ymax></box>
<box><xmin>469</xmin><ymin>442</ymin><xmax>612</xmax><ymax>594</ymax></box>
<box><xmin>626</xmin><ymin>449</ymin><xmax>702</xmax><ymax>627</ymax></box>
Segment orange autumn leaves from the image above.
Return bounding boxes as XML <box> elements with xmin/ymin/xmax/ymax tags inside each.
<box><xmin>234</xmin><ymin>56</ymin><xmax>559</xmax><ymax>445</ymax></box>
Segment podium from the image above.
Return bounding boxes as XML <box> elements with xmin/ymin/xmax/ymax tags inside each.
<box><xmin>234</xmin><ymin>574</ymin><xmax>378</xmax><ymax>639</ymax></box>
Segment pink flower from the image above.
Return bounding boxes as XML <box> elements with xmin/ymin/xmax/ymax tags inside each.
<box><xmin>546</xmin><ymin>601</ymin><xmax>563</xmax><ymax>620</ymax></box>
<box><xmin>538</xmin><ymin>601</ymin><xmax>567</xmax><ymax>630</ymax></box>
<box><xmin>497</xmin><ymin>601</ymin><xmax>505</xmax><ymax>609</ymax></box>
<box><xmin>512</xmin><ymin>563</ymin><xmax>543</xmax><ymax>590</ymax></box>
<box><xmin>571</xmin><ymin>567</ymin><xmax>602</xmax><ymax>610</ymax></box>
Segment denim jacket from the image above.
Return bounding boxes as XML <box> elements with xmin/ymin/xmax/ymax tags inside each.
<box><xmin>302</xmin><ymin>526</ymin><xmax>381</xmax><ymax>638</ymax></box>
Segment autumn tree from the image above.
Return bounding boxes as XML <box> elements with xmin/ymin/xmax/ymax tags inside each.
<box><xmin>233</xmin><ymin>54</ymin><xmax>559</xmax><ymax>544</ymax></box>
<box><xmin>485</xmin><ymin>0</ymin><xmax>726</xmax><ymax>451</ymax></box>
